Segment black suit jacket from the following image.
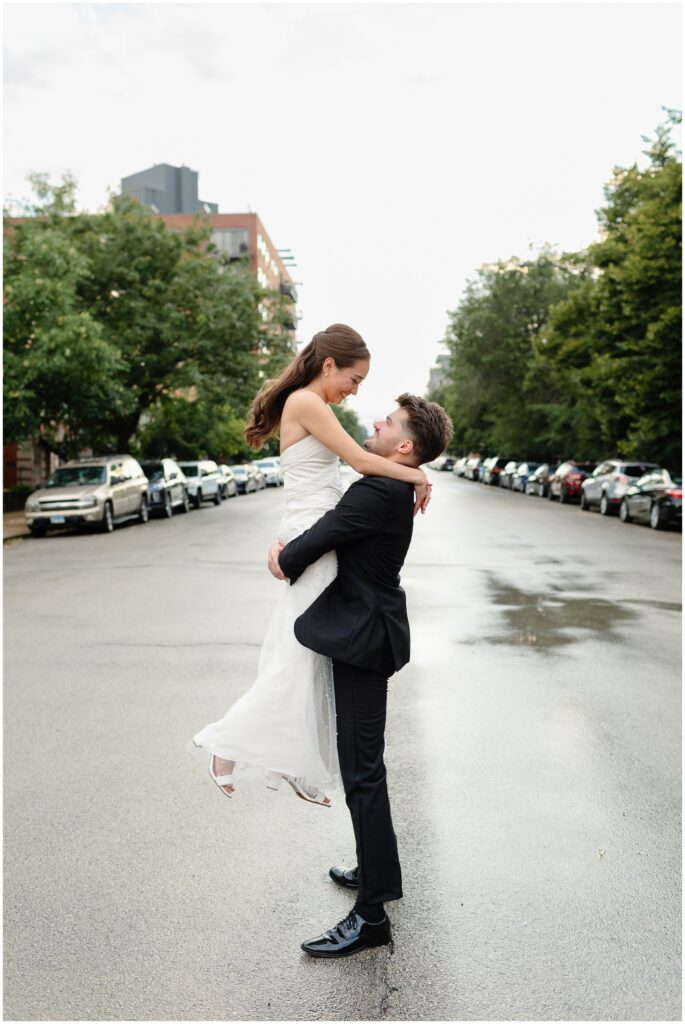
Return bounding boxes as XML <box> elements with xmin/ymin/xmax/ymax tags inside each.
<box><xmin>278</xmin><ymin>475</ymin><xmax>414</xmax><ymax>674</ymax></box>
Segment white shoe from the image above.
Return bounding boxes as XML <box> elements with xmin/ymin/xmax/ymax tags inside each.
<box><xmin>287</xmin><ymin>778</ymin><xmax>332</xmax><ymax>807</ymax></box>
<box><xmin>209</xmin><ymin>755</ymin><xmax>235</xmax><ymax>797</ymax></box>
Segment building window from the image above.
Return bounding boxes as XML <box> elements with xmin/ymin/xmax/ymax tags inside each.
<box><xmin>211</xmin><ymin>229</ymin><xmax>249</xmax><ymax>258</ymax></box>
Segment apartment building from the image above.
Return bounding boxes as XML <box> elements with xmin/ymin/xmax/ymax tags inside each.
<box><xmin>121</xmin><ymin>163</ymin><xmax>297</xmax><ymax>310</ymax></box>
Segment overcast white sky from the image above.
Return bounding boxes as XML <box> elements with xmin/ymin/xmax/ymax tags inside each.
<box><xmin>3</xmin><ymin>1</ymin><xmax>681</xmax><ymax>429</ymax></box>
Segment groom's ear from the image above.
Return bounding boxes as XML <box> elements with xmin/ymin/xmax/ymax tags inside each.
<box><xmin>397</xmin><ymin>437</ymin><xmax>415</xmax><ymax>459</ymax></box>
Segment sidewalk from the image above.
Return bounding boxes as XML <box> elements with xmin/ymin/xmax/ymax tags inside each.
<box><xmin>4</xmin><ymin>512</ymin><xmax>29</xmax><ymax>542</ymax></box>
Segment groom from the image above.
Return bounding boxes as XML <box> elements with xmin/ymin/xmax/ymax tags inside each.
<box><xmin>268</xmin><ymin>393</ymin><xmax>453</xmax><ymax>958</ymax></box>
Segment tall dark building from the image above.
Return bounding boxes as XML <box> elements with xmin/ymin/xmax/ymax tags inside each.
<box><xmin>121</xmin><ymin>163</ymin><xmax>218</xmax><ymax>214</ymax></box>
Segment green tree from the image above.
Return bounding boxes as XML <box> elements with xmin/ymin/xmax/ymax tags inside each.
<box><xmin>442</xmin><ymin>250</ymin><xmax>587</xmax><ymax>457</ymax></box>
<box><xmin>332</xmin><ymin>404</ymin><xmax>368</xmax><ymax>447</ymax></box>
<box><xmin>4</xmin><ymin>182</ymin><xmax>125</xmax><ymax>458</ymax></box>
<box><xmin>4</xmin><ymin>175</ymin><xmax>296</xmax><ymax>458</ymax></box>
<box><xmin>532</xmin><ymin>111</ymin><xmax>682</xmax><ymax>465</ymax></box>
<box><xmin>135</xmin><ymin>388</ymin><xmax>248</xmax><ymax>463</ymax></box>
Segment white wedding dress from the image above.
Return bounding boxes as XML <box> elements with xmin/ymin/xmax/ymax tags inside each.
<box><xmin>191</xmin><ymin>434</ymin><xmax>343</xmax><ymax>795</ymax></box>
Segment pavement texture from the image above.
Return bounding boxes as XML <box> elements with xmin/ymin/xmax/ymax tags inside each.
<box><xmin>4</xmin><ymin>511</ymin><xmax>30</xmax><ymax>542</ymax></box>
<box><xmin>4</xmin><ymin>470</ymin><xmax>682</xmax><ymax>1020</ymax></box>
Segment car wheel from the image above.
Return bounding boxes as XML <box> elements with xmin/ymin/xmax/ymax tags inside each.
<box><xmin>138</xmin><ymin>496</ymin><xmax>149</xmax><ymax>524</ymax></box>
<box><xmin>649</xmin><ymin>502</ymin><xmax>664</xmax><ymax>530</ymax></box>
<box><xmin>619</xmin><ymin>499</ymin><xmax>632</xmax><ymax>523</ymax></box>
<box><xmin>193</xmin><ymin>490</ymin><xmax>202</xmax><ymax>509</ymax></box>
<box><xmin>580</xmin><ymin>490</ymin><xmax>590</xmax><ymax>511</ymax></box>
<box><xmin>163</xmin><ymin>493</ymin><xmax>173</xmax><ymax>518</ymax></box>
<box><xmin>213</xmin><ymin>490</ymin><xmax>221</xmax><ymax>506</ymax></box>
<box><xmin>100</xmin><ymin>501</ymin><xmax>114</xmax><ymax>533</ymax></box>
<box><xmin>599</xmin><ymin>492</ymin><xmax>611</xmax><ymax>516</ymax></box>
<box><xmin>29</xmin><ymin>525</ymin><xmax>47</xmax><ymax>538</ymax></box>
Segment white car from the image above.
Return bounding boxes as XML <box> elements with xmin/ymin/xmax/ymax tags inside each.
<box><xmin>254</xmin><ymin>457</ymin><xmax>284</xmax><ymax>487</ymax></box>
<box><xmin>177</xmin><ymin>460</ymin><xmax>223</xmax><ymax>508</ymax></box>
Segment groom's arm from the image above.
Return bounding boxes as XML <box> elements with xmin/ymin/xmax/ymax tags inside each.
<box><xmin>278</xmin><ymin>476</ymin><xmax>399</xmax><ymax>584</ymax></box>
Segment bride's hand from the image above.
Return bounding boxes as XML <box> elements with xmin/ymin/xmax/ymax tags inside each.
<box><xmin>413</xmin><ymin>470</ymin><xmax>432</xmax><ymax>516</ymax></box>
<box><xmin>268</xmin><ymin>540</ymin><xmax>287</xmax><ymax>580</ymax></box>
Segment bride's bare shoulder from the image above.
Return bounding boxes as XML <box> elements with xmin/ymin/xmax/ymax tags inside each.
<box><xmin>283</xmin><ymin>389</ymin><xmax>325</xmax><ymax>413</ymax></box>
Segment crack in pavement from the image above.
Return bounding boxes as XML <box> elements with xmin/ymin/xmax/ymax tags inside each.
<box><xmin>379</xmin><ymin>942</ymin><xmax>397</xmax><ymax>1018</ymax></box>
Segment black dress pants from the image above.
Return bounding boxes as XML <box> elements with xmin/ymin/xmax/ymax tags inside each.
<box><xmin>333</xmin><ymin>659</ymin><xmax>403</xmax><ymax>906</ymax></box>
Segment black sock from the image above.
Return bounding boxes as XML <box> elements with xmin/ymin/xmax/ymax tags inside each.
<box><xmin>354</xmin><ymin>901</ymin><xmax>384</xmax><ymax>924</ymax></box>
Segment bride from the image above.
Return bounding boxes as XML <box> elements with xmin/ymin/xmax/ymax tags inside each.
<box><xmin>191</xmin><ymin>323</ymin><xmax>430</xmax><ymax>805</ymax></box>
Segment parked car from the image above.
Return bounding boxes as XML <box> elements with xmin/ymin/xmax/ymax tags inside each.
<box><xmin>249</xmin><ymin>463</ymin><xmax>267</xmax><ymax>490</ymax></box>
<box><xmin>483</xmin><ymin>457</ymin><xmax>510</xmax><ymax>486</ymax></box>
<box><xmin>499</xmin><ymin>460</ymin><xmax>521</xmax><ymax>490</ymax></box>
<box><xmin>24</xmin><ymin>455</ymin><xmax>149</xmax><ymax>536</ymax></box>
<box><xmin>140</xmin><ymin>459</ymin><xmax>190</xmax><ymax>517</ymax></box>
<box><xmin>217</xmin><ymin>465</ymin><xmax>238</xmax><ymax>499</ymax></box>
<box><xmin>464</xmin><ymin>456</ymin><xmax>483</xmax><ymax>481</ymax></box>
<box><xmin>512</xmin><ymin>462</ymin><xmax>541</xmax><ymax>493</ymax></box>
<box><xmin>548</xmin><ymin>461</ymin><xmax>597</xmax><ymax>503</ymax></box>
<box><xmin>453</xmin><ymin>456</ymin><xmax>470</xmax><ymax>477</ymax></box>
<box><xmin>428</xmin><ymin>454</ymin><xmax>456</xmax><ymax>471</ymax></box>
<box><xmin>619</xmin><ymin>469</ymin><xmax>682</xmax><ymax>530</ymax></box>
<box><xmin>232</xmin><ymin>464</ymin><xmax>258</xmax><ymax>494</ymax></box>
<box><xmin>580</xmin><ymin>459</ymin><xmax>659</xmax><ymax>515</ymax></box>
<box><xmin>177</xmin><ymin>460</ymin><xmax>222</xmax><ymax>508</ymax></box>
<box><xmin>526</xmin><ymin>463</ymin><xmax>558</xmax><ymax>497</ymax></box>
<box><xmin>254</xmin><ymin>457</ymin><xmax>284</xmax><ymax>487</ymax></box>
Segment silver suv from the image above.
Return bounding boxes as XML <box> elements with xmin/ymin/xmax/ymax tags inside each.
<box><xmin>580</xmin><ymin>459</ymin><xmax>659</xmax><ymax>515</ymax></box>
<box><xmin>24</xmin><ymin>455</ymin><xmax>149</xmax><ymax>537</ymax></box>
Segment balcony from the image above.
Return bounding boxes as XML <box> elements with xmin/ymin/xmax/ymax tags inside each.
<box><xmin>279</xmin><ymin>280</ymin><xmax>298</xmax><ymax>303</ymax></box>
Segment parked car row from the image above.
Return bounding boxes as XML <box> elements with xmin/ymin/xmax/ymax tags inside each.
<box><xmin>23</xmin><ymin>453</ymin><xmax>283</xmax><ymax>537</ymax></box>
<box><xmin>447</xmin><ymin>454</ymin><xmax>681</xmax><ymax>530</ymax></box>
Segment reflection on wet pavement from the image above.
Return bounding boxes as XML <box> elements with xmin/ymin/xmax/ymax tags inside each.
<box><xmin>468</xmin><ymin>572</ymin><xmax>679</xmax><ymax>650</ymax></box>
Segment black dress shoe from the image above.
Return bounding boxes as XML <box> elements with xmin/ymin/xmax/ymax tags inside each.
<box><xmin>329</xmin><ymin>865</ymin><xmax>358</xmax><ymax>888</ymax></box>
<box><xmin>301</xmin><ymin>909</ymin><xmax>391</xmax><ymax>958</ymax></box>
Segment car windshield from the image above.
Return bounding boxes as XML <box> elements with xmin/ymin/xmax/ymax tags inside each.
<box><xmin>47</xmin><ymin>466</ymin><xmax>107</xmax><ymax>487</ymax></box>
<box><xmin>256</xmin><ymin>459</ymin><xmax>276</xmax><ymax>468</ymax></box>
<box><xmin>179</xmin><ymin>465</ymin><xmax>198</xmax><ymax>476</ymax></box>
<box><xmin>623</xmin><ymin>464</ymin><xmax>655</xmax><ymax>476</ymax></box>
<box><xmin>232</xmin><ymin>466</ymin><xmax>246</xmax><ymax>476</ymax></box>
<box><xmin>141</xmin><ymin>463</ymin><xmax>164</xmax><ymax>481</ymax></box>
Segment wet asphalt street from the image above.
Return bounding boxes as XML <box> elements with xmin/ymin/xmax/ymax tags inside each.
<box><xmin>4</xmin><ymin>470</ymin><xmax>681</xmax><ymax>1021</ymax></box>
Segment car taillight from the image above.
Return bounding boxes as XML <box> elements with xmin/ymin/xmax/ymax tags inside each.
<box><xmin>667</xmin><ymin>489</ymin><xmax>682</xmax><ymax>498</ymax></box>
<box><xmin>492</xmin><ymin>467</ymin><xmax>501</xmax><ymax>473</ymax></box>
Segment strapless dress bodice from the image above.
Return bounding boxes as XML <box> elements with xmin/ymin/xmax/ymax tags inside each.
<box><xmin>277</xmin><ymin>434</ymin><xmax>342</xmax><ymax>544</ymax></box>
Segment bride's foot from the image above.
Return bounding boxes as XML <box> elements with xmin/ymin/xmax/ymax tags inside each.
<box><xmin>209</xmin><ymin>755</ymin><xmax>236</xmax><ymax>797</ymax></box>
<box><xmin>287</xmin><ymin>778</ymin><xmax>332</xmax><ymax>807</ymax></box>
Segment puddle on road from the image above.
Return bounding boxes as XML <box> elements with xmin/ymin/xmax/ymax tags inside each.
<box><xmin>465</xmin><ymin>572</ymin><xmax>659</xmax><ymax>651</ymax></box>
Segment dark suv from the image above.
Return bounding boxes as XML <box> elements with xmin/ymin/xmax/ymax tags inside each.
<box><xmin>140</xmin><ymin>459</ymin><xmax>190</xmax><ymax>517</ymax></box>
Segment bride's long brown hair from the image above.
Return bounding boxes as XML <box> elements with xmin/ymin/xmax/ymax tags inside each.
<box><xmin>244</xmin><ymin>323</ymin><xmax>370</xmax><ymax>448</ymax></box>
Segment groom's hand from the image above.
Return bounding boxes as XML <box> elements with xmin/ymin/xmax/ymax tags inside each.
<box><xmin>268</xmin><ymin>540</ymin><xmax>287</xmax><ymax>581</ymax></box>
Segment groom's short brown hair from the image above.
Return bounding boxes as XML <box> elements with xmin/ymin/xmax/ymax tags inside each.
<box><xmin>396</xmin><ymin>393</ymin><xmax>454</xmax><ymax>466</ymax></box>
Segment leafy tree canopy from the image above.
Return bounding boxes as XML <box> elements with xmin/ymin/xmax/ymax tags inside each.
<box><xmin>4</xmin><ymin>174</ymin><xmax>296</xmax><ymax>459</ymax></box>
<box><xmin>439</xmin><ymin>111</ymin><xmax>681</xmax><ymax>468</ymax></box>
